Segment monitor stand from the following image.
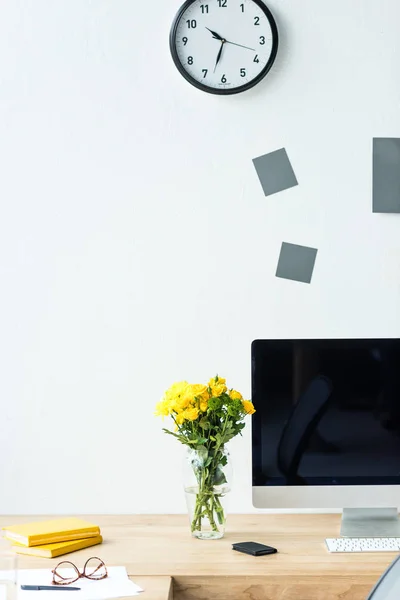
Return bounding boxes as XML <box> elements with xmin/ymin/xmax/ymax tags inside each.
<box><xmin>340</xmin><ymin>508</ymin><xmax>400</xmax><ymax>537</ymax></box>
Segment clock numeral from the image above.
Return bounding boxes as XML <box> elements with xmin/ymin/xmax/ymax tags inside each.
<box><xmin>253</xmin><ymin>54</ymin><xmax>260</xmax><ymax>63</ymax></box>
<box><xmin>221</xmin><ymin>74</ymin><xmax>227</xmax><ymax>83</ymax></box>
<box><xmin>240</xmin><ymin>68</ymin><xmax>246</xmax><ymax>77</ymax></box>
<box><xmin>182</xmin><ymin>37</ymin><xmax>188</xmax><ymax>46</ymax></box>
<box><xmin>217</xmin><ymin>0</ymin><xmax>227</xmax><ymax>7</ymax></box>
<box><xmin>202</xmin><ymin>69</ymin><xmax>208</xmax><ymax>78</ymax></box>
<box><xmin>240</xmin><ymin>3</ymin><xmax>244</xmax><ymax>12</ymax></box>
<box><xmin>259</xmin><ymin>36</ymin><xmax>265</xmax><ymax>45</ymax></box>
<box><xmin>254</xmin><ymin>16</ymin><xmax>260</xmax><ymax>25</ymax></box>
<box><xmin>200</xmin><ymin>4</ymin><xmax>209</xmax><ymax>13</ymax></box>
<box><xmin>187</xmin><ymin>56</ymin><xmax>194</xmax><ymax>65</ymax></box>
<box><xmin>186</xmin><ymin>19</ymin><xmax>197</xmax><ymax>28</ymax></box>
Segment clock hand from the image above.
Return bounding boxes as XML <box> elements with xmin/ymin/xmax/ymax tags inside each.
<box><xmin>213</xmin><ymin>40</ymin><xmax>225</xmax><ymax>72</ymax></box>
<box><xmin>225</xmin><ymin>40</ymin><xmax>255</xmax><ymax>52</ymax></box>
<box><xmin>206</xmin><ymin>27</ymin><xmax>255</xmax><ymax>51</ymax></box>
<box><xmin>205</xmin><ymin>27</ymin><xmax>223</xmax><ymax>41</ymax></box>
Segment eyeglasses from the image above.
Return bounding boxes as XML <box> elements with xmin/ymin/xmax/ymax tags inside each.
<box><xmin>52</xmin><ymin>557</ymin><xmax>108</xmax><ymax>586</ymax></box>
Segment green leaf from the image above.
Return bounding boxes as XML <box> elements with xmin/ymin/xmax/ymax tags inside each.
<box><xmin>213</xmin><ymin>466</ymin><xmax>227</xmax><ymax>486</ymax></box>
<box><xmin>199</xmin><ymin>419</ymin><xmax>210</xmax><ymax>430</ymax></box>
<box><xmin>196</xmin><ymin>445</ymin><xmax>208</xmax><ymax>466</ymax></box>
<box><xmin>196</xmin><ymin>437</ymin><xmax>208</xmax><ymax>445</ymax></box>
<box><xmin>219</xmin><ymin>455</ymin><xmax>228</xmax><ymax>467</ymax></box>
<box><xmin>162</xmin><ymin>428</ymin><xmax>175</xmax><ymax>435</ymax></box>
<box><xmin>208</xmin><ymin>396</ymin><xmax>223</xmax><ymax>411</ymax></box>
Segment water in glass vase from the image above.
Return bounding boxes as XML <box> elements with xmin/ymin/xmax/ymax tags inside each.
<box><xmin>185</xmin><ymin>484</ymin><xmax>231</xmax><ymax>539</ymax></box>
<box><xmin>183</xmin><ymin>448</ymin><xmax>232</xmax><ymax>540</ymax></box>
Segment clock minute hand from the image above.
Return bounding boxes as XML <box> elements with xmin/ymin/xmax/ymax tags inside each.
<box><xmin>226</xmin><ymin>40</ymin><xmax>255</xmax><ymax>52</ymax></box>
<box><xmin>206</xmin><ymin>27</ymin><xmax>223</xmax><ymax>41</ymax></box>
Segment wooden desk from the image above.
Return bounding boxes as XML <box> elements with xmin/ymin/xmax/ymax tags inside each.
<box><xmin>0</xmin><ymin>515</ymin><xmax>396</xmax><ymax>600</ymax></box>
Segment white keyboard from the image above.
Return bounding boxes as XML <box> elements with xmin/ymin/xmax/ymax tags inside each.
<box><xmin>326</xmin><ymin>537</ymin><xmax>400</xmax><ymax>552</ymax></box>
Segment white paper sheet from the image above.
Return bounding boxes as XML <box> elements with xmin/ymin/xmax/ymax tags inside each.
<box><xmin>0</xmin><ymin>567</ymin><xmax>143</xmax><ymax>599</ymax></box>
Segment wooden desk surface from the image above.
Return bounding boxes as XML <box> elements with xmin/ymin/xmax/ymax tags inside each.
<box><xmin>0</xmin><ymin>514</ymin><xmax>396</xmax><ymax>600</ymax></box>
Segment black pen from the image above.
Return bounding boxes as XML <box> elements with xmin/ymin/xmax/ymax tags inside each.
<box><xmin>21</xmin><ymin>586</ymin><xmax>81</xmax><ymax>591</ymax></box>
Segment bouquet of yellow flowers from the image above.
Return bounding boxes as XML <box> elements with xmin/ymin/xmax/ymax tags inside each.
<box><xmin>155</xmin><ymin>376</ymin><xmax>255</xmax><ymax>539</ymax></box>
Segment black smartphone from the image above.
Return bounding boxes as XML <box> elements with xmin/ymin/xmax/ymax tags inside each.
<box><xmin>232</xmin><ymin>541</ymin><xmax>278</xmax><ymax>556</ymax></box>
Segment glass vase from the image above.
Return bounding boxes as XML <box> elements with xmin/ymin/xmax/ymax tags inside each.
<box><xmin>183</xmin><ymin>446</ymin><xmax>232</xmax><ymax>540</ymax></box>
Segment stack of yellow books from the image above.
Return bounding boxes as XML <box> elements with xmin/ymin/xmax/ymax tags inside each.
<box><xmin>1</xmin><ymin>517</ymin><xmax>103</xmax><ymax>558</ymax></box>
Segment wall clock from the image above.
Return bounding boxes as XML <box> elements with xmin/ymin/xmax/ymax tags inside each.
<box><xmin>169</xmin><ymin>0</ymin><xmax>279</xmax><ymax>95</ymax></box>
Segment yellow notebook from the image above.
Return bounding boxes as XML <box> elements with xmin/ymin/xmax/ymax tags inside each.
<box><xmin>2</xmin><ymin>518</ymin><xmax>100</xmax><ymax>547</ymax></box>
<box><xmin>11</xmin><ymin>535</ymin><xmax>103</xmax><ymax>558</ymax></box>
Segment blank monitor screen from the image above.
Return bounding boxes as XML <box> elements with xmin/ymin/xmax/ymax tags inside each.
<box><xmin>252</xmin><ymin>339</ymin><xmax>400</xmax><ymax>487</ymax></box>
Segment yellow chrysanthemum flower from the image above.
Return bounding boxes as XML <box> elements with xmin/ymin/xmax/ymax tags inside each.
<box><xmin>156</xmin><ymin>376</ymin><xmax>250</xmax><ymax>428</ymax></box>
<box><xmin>175</xmin><ymin>412</ymin><xmax>185</xmax><ymax>425</ymax></box>
<box><xmin>242</xmin><ymin>400</ymin><xmax>256</xmax><ymax>415</ymax></box>
<box><xmin>171</xmin><ymin>393</ymin><xmax>191</xmax><ymax>413</ymax></box>
<box><xmin>208</xmin><ymin>376</ymin><xmax>227</xmax><ymax>397</ymax></box>
<box><xmin>183</xmin><ymin>407</ymin><xmax>199</xmax><ymax>421</ymax></box>
<box><xmin>200</xmin><ymin>399</ymin><xmax>208</xmax><ymax>412</ymax></box>
<box><xmin>154</xmin><ymin>400</ymin><xmax>170</xmax><ymax>417</ymax></box>
<box><xmin>208</xmin><ymin>376</ymin><xmax>226</xmax><ymax>387</ymax></box>
<box><xmin>162</xmin><ymin>380</ymin><xmax>191</xmax><ymax>413</ymax></box>
<box><xmin>164</xmin><ymin>380</ymin><xmax>189</xmax><ymax>402</ymax></box>
<box><xmin>211</xmin><ymin>383</ymin><xmax>227</xmax><ymax>397</ymax></box>
<box><xmin>180</xmin><ymin>386</ymin><xmax>197</xmax><ymax>406</ymax></box>
<box><xmin>190</xmin><ymin>383</ymin><xmax>209</xmax><ymax>401</ymax></box>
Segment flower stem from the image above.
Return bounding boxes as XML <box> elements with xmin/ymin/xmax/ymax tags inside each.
<box><xmin>190</xmin><ymin>459</ymin><xmax>225</xmax><ymax>535</ymax></box>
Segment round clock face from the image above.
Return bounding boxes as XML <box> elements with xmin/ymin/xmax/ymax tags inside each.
<box><xmin>170</xmin><ymin>0</ymin><xmax>278</xmax><ymax>95</ymax></box>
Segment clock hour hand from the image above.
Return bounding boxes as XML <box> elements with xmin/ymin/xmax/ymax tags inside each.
<box><xmin>213</xmin><ymin>41</ymin><xmax>225</xmax><ymax>72</ymax></box>
<box><xmin>206</xmin><ymin>27</ymin><xmax>224</xmax><ymax>41</ymax></box>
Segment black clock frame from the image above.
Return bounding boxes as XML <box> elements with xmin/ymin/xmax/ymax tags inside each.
<box><xmin>169</xmin><ymin>0</ymin><xmax>279</xmax><ymax>95</ymax></box>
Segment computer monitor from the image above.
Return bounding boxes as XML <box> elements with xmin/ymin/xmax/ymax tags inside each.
<box><xmin>252</xmin><ymin>339</ymin><xmax>400</xmax><ymax>537</ymax></box>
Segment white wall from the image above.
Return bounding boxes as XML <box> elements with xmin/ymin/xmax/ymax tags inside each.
<box><xmin>1</xmin><ymin>0</ymin><xmax>400</xmax><ymax>514</ymax></box>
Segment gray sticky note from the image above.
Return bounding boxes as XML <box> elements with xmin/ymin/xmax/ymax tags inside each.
<box><xmin>276</xmin><ymin>242</ymin><xmax>318</xmax><ymax>284</ymax></box>
<box><xmin>373</xmin><ymin>138</ymin><xmax>400</xmax><ymax>213</ymax></box>
<box><xmin>253</xmin><ymin>148</ymin><xmax>298</xmax><ymax>197</ymax></box>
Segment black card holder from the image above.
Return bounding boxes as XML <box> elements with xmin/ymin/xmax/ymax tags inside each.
<box><xmin>232</xmin><ymin>541</ymin><xmax>277</xmax><ymax>556</ymax></box>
